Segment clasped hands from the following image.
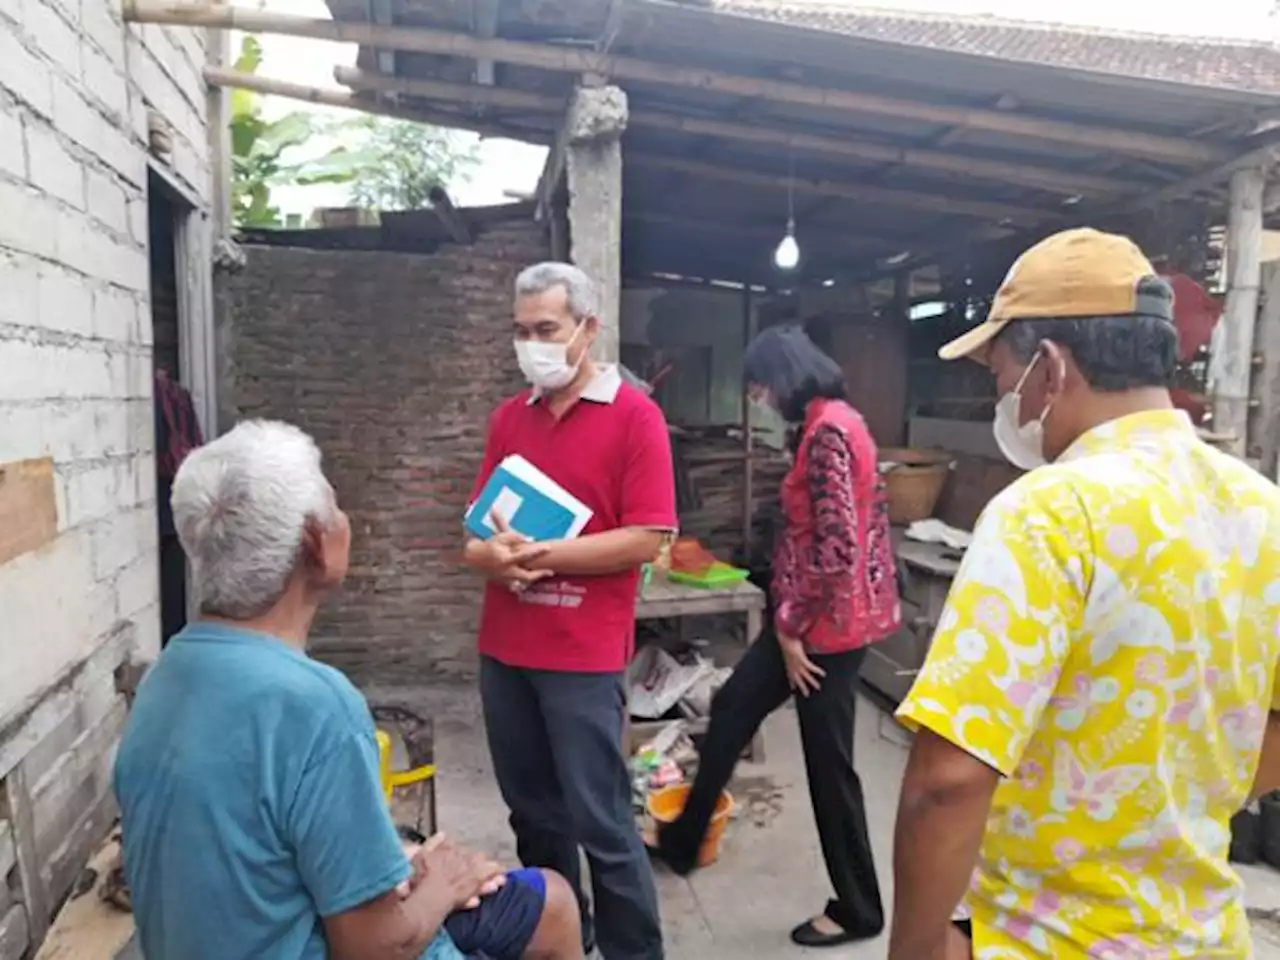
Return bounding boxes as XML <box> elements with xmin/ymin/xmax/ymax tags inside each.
<box><xmin>397</xmin><ymin>832</ymin><xmax>506</xmax><ymax>912</ymax></box>
<box><xmin>471</xmin><ymin>510</ymin><xmax>554</xmax><ymax>594</ymax></box>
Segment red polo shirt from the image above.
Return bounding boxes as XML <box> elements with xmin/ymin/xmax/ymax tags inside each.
<box><xmin>469</xmin><ymin>366</ymin><xmax>677</xmax><ymax>673</ymax></box>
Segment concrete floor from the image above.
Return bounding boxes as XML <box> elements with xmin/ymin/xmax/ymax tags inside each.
<box><xmin>377</xmin><ymin>682</ymin><xmax>1280</xmax><ymax>959</ymax></box>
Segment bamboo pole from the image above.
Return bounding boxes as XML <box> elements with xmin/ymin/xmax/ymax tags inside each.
<box><xmin>201</xmin><ymin>66</ymin><xmax>551</xmax><ymax>143</ymax></box>
<box><xmin>332</xmin><ymin>66</ymin><xmax>1144</xmax><ymax>198</ymax></box>
<box><xmin>125</xmin><ymin>0</ymin><xmax>1225</xmax><ymax>165</ymax></box>
<box><xmin>335</xmin><ymin>64</ymin><xmax>558</xmax><ymax>112</ymax></box>
<box><xmin>1211</xmin><ymin>165</ymin><xmax>1266</xmax><ymax>458</ymax></box>
<box><xmin>629</xmin><ymin>154</ymin><xmax>1052</xmax><ymax>224</ymax></box>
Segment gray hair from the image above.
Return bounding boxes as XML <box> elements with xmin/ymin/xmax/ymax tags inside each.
<box><xmin>171</xmin><ymin>420</ymin><xmax>338</xmax><ymax>620</ymax></box>
<box><xmin>514</xmin><ymin>262</ymin><xmax>598</xmax><ymax>320</ymax></box>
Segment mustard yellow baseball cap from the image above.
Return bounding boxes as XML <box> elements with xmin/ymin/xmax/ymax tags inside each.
<box><xmin>938</xmin><ymin>227</ymin><xmax>1170</xmax><ymax>362</ymax></box>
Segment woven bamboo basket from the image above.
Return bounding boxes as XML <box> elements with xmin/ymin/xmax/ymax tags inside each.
<box><xmin>878</xmin><ymin>447</ymin><xmax>954</xmax><ymax>524</ymax></box>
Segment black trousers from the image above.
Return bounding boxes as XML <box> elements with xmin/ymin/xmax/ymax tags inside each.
<box><xmin>159</xmin><ymin>533</ymin><xmax>188</xmax><ymax>647</ymax></box>
<box><xmin>661</xmin><ymin>630</ymin><xmax>885</xmax><ymax>935</ymax></box>
<box><xmin>480</xmin><ymin>656</ymin><xmax>664</xmax><ymax>960</ymax></box>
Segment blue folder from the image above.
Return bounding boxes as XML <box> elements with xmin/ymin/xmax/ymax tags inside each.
<box><xmin>464</xmin><ymin>455</ymin><xmax>593</xmax><ymax>543</ymax></box>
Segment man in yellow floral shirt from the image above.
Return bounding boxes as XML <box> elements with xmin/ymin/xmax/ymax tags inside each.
<box><xmin>890</xmin><ymin>227</ymin><xmax>1280</xmax><ymax>960</ymax></box>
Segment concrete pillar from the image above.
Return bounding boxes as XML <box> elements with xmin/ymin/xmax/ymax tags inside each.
<box><xmin>565</xmin><ymin>84</ymin><xmax>628</xmax><ymax>363</ymax></box>
<box><xmin>1211</xmin><ymin>165</ymin><xmax>1266</xmax><ymax>459</ymax></box>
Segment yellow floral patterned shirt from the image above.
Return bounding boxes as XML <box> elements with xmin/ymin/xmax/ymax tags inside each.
<box><xmin>897</xmin><ymin>410</ymin><xmax>1280</xmax><ymax>959</ymax></box>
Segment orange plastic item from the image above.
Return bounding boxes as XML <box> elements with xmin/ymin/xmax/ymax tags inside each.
<box><xmin>646</xmin><ymin>784</ymin><xmax>733</xmax><ymax>867</ymax></box>
<box><xmin>669</xmin><ymin>537</ymin><xmax>720</xmax><ymax>575</ymax></box>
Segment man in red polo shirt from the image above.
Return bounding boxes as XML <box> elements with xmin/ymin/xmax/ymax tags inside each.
<box><xmin>463</xmin><ymin>262</ymin><xmax>676</xmax><ymax>960</ymax></box>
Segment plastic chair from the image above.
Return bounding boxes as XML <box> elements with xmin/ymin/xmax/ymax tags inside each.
<box><xmin>372</xmin><ymin>705</ymin><xmax>438</xmax><ymax>837</ymax></box>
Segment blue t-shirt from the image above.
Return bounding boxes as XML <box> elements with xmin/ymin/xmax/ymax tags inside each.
<box><xmin>114</xmin><ymin>622</ymin><xmax>463</xmax><ymax>960</ymax></box>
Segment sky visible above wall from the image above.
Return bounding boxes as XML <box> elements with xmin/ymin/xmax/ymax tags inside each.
<box><xmin>250</xmin><ymin>0</ymin><xmax>1273</xmax><ymax>219</ymax></box>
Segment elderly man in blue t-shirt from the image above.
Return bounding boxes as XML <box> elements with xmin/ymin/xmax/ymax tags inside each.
<box><xmin>113</xmin><ymin>419</ymin><xmax>581</xmax><ymax>960</ymax></box>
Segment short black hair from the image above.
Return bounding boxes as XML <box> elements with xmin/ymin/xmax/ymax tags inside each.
<box><xmin>743</xmin><ymin>324</ymin><xmax>847</xmax><ymax>423</ymax></box>
<box><xmin>995</xmin><ymin>276</ymin><xmax>1178</xmax><ymax>392</ymax></box>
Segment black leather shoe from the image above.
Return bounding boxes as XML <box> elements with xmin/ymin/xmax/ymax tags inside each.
<box><xmin>789</xmin><ymin>918</ymin><xmax>882</xmax><ymax>948</ymax></box>
<box><xmin>646</xmin><ymin>823</ymin><xmax>701</xmax><ymax>877</ymax></box>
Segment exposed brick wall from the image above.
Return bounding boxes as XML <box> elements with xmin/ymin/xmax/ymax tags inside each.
<box><xmin>0</xmin><ymin>0</ymin><xmax>211</xmax><ymax>948</ymax></box>
<box><xmin>220</xmin><ymin>221</ymin><xmax>549</xmax><ymax>684</ymax></box>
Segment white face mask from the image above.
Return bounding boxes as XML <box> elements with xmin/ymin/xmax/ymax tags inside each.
<box><xmin>992</xmin><ymin>354</ymin><xmax>1055</xmax><ymax>471</ymax></box>
<box><xmin>515</xmin><ymin>323</ymin><xmax>585</xmax><ymax>391</ymax></box>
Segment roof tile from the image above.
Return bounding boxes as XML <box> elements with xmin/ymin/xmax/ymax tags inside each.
<box><xmin>714</xmin><ymin>1</ymin><xmax>1280</xmax><ymax>95</ymax></box>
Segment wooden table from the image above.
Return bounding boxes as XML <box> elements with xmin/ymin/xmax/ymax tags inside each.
<box><xmin>860</xmin><ymin>536</ymin><xmax>964</xmax><ymax>707</ymax></box>
<box><xmin>636</xmin><ymin>577</ymin><xmax>766</xmax><ymax>646</ymax></box>
<box><xmin>632</xmin><ymin>577</ymin><xmax>768</xmax><ymax>760</ymax></box>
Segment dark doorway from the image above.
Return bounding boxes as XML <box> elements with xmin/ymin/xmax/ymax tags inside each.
<box><xmin>148</xmin><ymin>170</ymin><xmax>195</xmax><ymax>647</ymax></box>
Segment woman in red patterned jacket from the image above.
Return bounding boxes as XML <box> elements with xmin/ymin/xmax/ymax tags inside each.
<box><xmin>652</xmin><ymin>325</ymin><xmax>901</xmax><ymax>948</ymax></box>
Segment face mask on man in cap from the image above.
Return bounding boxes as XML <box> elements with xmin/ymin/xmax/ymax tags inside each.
<box><xmin>991</xmin><ymin>352</ymin><xmax>1060</xmax><ymax>470</ymax></box>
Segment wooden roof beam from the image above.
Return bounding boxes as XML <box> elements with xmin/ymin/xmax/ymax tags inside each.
<box><xmin>628</xmin><ymin>153</ymin><xmax>1053</xmax><ymax>224</ymax></box>
<box><xmin>632</xmin><ymin>112</ymin><xmax>1146</xmax><ymax>199</ymax></box>
<box><xmin>334</xmin><ymin>67</ymin><xmax>1145</xmax><ymax>198</ymax></box>
<box><xmin>124</xmin><ymin>1</ymin><xmax>1228</xmax><ymax>166</ymax></box>
<box><xmin>857</xmin><ymin>129</ymin><xmax>1280</xmax><ymax>284</ymax></box>
<box><xmin>624</xmin><ymin>210</ymin><xmax>907</xmax><ymax>253</ymax></box>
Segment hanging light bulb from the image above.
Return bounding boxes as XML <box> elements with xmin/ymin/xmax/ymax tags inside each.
<box><xmin>774</xmin><ymin>150</ymin><xmax>800</xmax><ymax>271</ymax></box>
<box><xmin>774</xmin><ymin>218</ymin><xmax>800</xmax><ymax>270</ymax></box>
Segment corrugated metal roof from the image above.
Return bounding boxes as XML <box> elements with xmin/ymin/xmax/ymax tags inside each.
<box><xmin>713</xmin><ymin>0</ymin><xmax>1280</xmax><ymax>95</ymax></box>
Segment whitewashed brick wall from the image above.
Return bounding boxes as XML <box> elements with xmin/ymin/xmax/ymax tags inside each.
<box><xmin>0</xmin><ymin>0</ymin><xmax>213</xmax><ymax>947</ymax></box>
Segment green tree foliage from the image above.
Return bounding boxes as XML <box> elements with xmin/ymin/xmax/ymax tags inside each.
<box><xmin>229</xmin><ymin>37</ymin><xmax>478</xmax><ymax>227</ymax></box>
<box><xmin>341</xmin><ymin>115</ymin><xmax>480</xmax><ymax>213</ymax></box>
<box><xmin>229</xmin><ymin>38</ymin><xmax>371</xmax><ymax>228</ymax></box>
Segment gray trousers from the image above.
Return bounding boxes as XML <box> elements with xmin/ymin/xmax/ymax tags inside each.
<box><xmin>480</xmin><ymin>656</ymin><xmax>664</xmax><ymax>960</ymax></box>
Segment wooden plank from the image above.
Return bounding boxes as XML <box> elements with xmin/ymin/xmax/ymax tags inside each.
<box><xmin>0</xmin><ymin>622</ymin><xmax>133</xmax><ymax>782</ymax></box>
<box><xmin>896</xmin><ymin>539</ymin><xmax>963</xmax><ymax>577</ymax></box>
<box><xmin>3</xmin><ymin>768</ymin><xmax>50</xmax><ymax>946</ymax></box>
<box><xmin>636</xmin><ymin>579</ymin><xmax>766</xmax><ymax>620</ymax></box>
<box><xmin>20</xmin><ymin>671</ymin><xmax>121</xmax><ymax>797</ymax></box>
<box><xmin>122</xmin><ymin>2</ymin><xmax>1227</xmax><ymax>166</ymax></box>
<box><xmin>471</xmin><ymin>0</ymin><xmax>501</xmax><ymax>85</ymax></box>
<box><xmin>0</xmin><ymin>819</ymin><xmax>14</xmax><ymax>885</ymax></box>
<box><xmin>0</xmin><ymin>458</ymin><xmax>57</xmax><ymax>568</ymax></box>
<box><xmin>40</xmin><ymin>787</ymin><xmax>119</xmax><ymax>915</ymax></box>
<box><xmin>0</xmin><ymin>904</ymin><xmax>30</xmax><ymax>960</ymax></box>
<box><xmin>427</xmin><ymin>186</ymin><xmax>472</xmax><ymax>245</ymax></box>
<box><xmin>33</xmin><ymin>838</ymin><xmax>134</xmax><ymax>960</ymax></box>
<box><xmin>32</xmin><ymin>699</ymin><xmax>127</xmax><ymax>868</ymax></box>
